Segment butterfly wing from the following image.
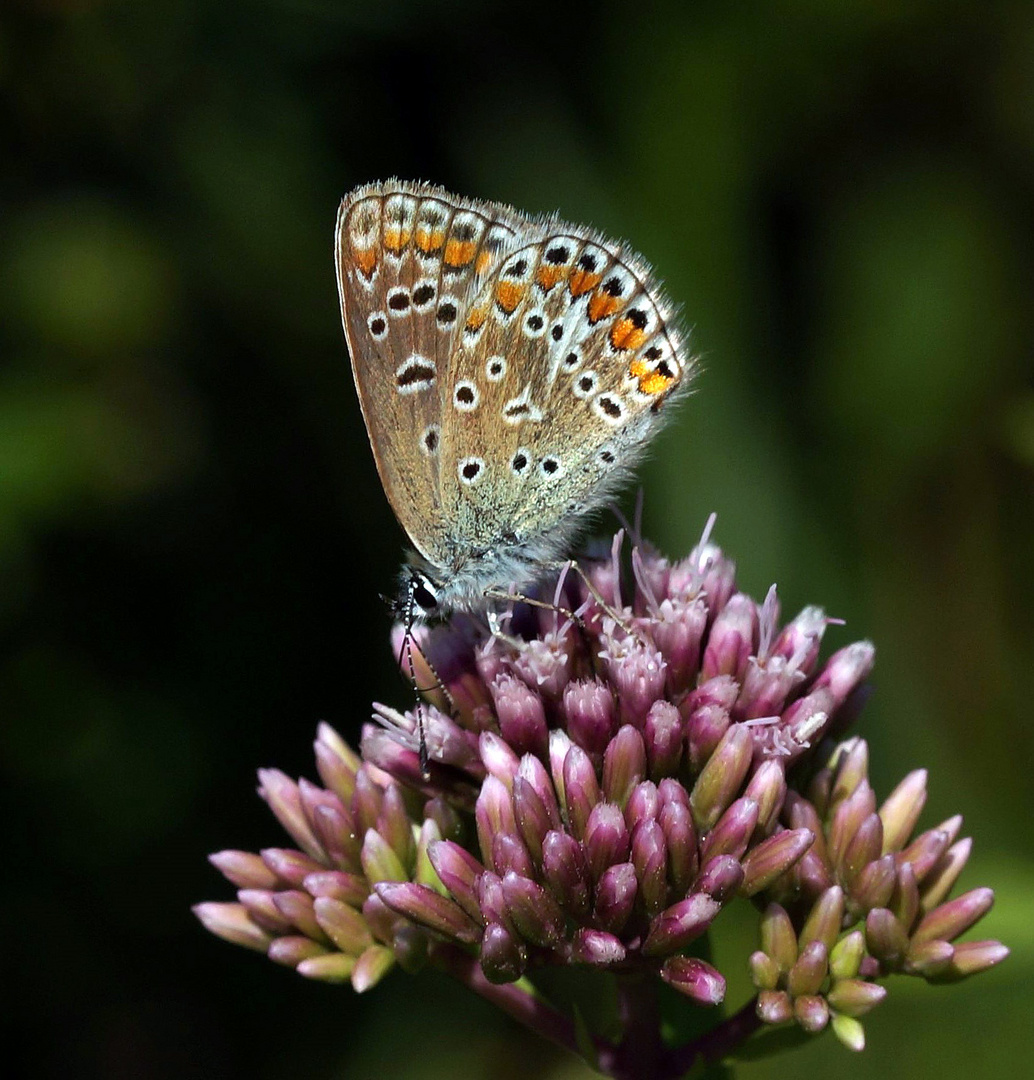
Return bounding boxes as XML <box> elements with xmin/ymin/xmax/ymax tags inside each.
<box><xmin>335</xmin><ymin>181</ymin><xmax>535</xmax><ymax>567</ymax></box>
<box><xmin>435</xmin><ymin>227</ymin><xmax>691</xmax><ymax>560</ymax></box>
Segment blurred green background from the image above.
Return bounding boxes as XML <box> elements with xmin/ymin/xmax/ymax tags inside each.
<box><xmin>2</xmin><ymin>1</ymin><xmax>1031</xmax><ymax>1077</ymax></box>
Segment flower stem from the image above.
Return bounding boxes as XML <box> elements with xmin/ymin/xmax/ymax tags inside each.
<box><xmin>668</xmin><ymin>997</ymin><xmax>761</xmax><ymax>1076</ymax></box>
<box><xmin>431</xmin><ymin>943</ymin><xmax>608</xmax><ymax>1061</ymax></box>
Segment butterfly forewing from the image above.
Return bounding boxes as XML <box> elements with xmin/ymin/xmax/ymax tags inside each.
<box><xmin>337</xmin><ymin>180</ymin><xmax>691</xmax><ymax>608</ymax></box>
<box><xmin>336</xmin><ymin>181</ymin><xmax>531</xmax><ymax>565</ymax></box>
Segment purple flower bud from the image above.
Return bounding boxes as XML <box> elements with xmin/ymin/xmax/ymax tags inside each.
<box><xmin>659</xmin><ymin>798</ymin><xmax>699</xmax><ymax>894</ymax></box>
<box><xmin>517</xmin><ymin>753</ymin><xmax>562</xmax><ymax>825</ymax></box>
<box><xmin>830</xmin><ymin>929</ymin><xmax>866</xmax><ymax>980</ymax></box>
<box><xmin>262</xmin><ymin>848</ymin><xmax>334</xmax><ymax>892</ymax></box>
<box><xmin>795</xmin><ymin>848</ymin><xmax>835</xmax><ymax>899</ymax></box>
<box><xmin>643</xmin><ymin>700</ymin><xmax>683</xmax><ymax>779</ymax></box>
<box><xmin>272</xmin><ymin>890</ymin><xmax>329</xmax><ymax>943</ymax></box>
<box><xmin>313</xmin><ymin>723</ymin><xmax>362</xmax><ymax>803</ymax></box>
<box><xmin>492</xmin><ymin>832</ymin><xmax>536</xmax><ymax>879</ymax></box>
<box><xmin>829</xmin><ymin>781</ymin><xmax>876</xmax><ymax>870</ymax></box>
<box><xmin>356</xmin><ymin>727</ymin><xmax>426</xmax><ymax>795</ymax></box>
<box><xmin>756</xmin><ymin>989</ymin><xmax>794</xmax><ymax>1025</ymax></box>
<box><xmin>878</xmin><ymin>768</ymin><xmax>928</xmax><ymax>854</ymax></box>
<box><xmin>501</xmin><ymin>871</ymin><xmax>566</xmax><ymax>948</ymax></box>
<box><xmin>237</xmin><ymin>889</ymin><xmax>292</xmax><ymax>935</ymax></box>
<box><xmin>548</xmin><ymin>729</ymin><xmax>574</xmax><ymax>807</ymax></box>
<box><xmin>829</xmin><ymin>738</ymin><xmax>870</xmax><ymax>808</ymax></box>
<box><xmin>625</xmin><ymin>780</ymin><xmax>661</xmax><ymax>829</ymax></box>
<box><xmin>920</xmin><ymin>838</ymin><xmax>973</xmax><ymax>911</ymax></box>
<box><xmin>313</xmin><ymin>896</ymin><xmax>374</xmax><ymax>954</ymax></box>
<box><xmin>865</xmin><ymin>908</ymin><xmax>910</xmax><ymax>969</ymax></box>
<box><xmin>427</xmin><ymin>840</ymin><xmax>484</xmax><ymax>923</ymax></box>
<box><xmin>946</xmin><ymin>940</ymin><xmax>1009</xmax><ymax>980</ymax></box>
<box><xmin>603</xmin><ymin>725</ymin><xmax>647</xmax><ymax>806</ymax></box>
<box><xmin>794</xmin><ymin>994</ymin><xmax>830</xmax><ymax>1033</ymax></box>
<box><xmin>303</xmin><ymin>871</ymin><xmax>369</xmax><ymax>908</ymax></box>
<box><xmin>787</xmin><ymin>940</ymin><xmax>828</xmax><ymax>997</ymax></box>
<box><xmin>898</xmin><ymin>822</ymin><xmax>956</xmax><ymax>883</ymax></box>
<box><xmin>351</xmin><ymin>943</ymin><xmax>395</xmax><ymax>992</ymax></box>
<box><xmin>584</xmin><ymin>801</ymin><xmax>631</xmax><ymax>880</ymax></box>
<box><xmin>850</xmin><ymin>853</ymin><xmax>897</xmax><ymax>913</ymax></box>
<box><xmin>800</xmin><ymin>886</ymin><xmax>845</xmax><ymax>953</ymax></box>
<box><xmin>812</xmin><ymin>641</ymin><xmax>875</xmax><ymax>709</ymax></box>
<box><xmin>258</xmin><ymin>769</ymin><xmax>324</xmax><ymax>861</ymax></box>
<box><xmin>570</xmin><ymin>928</ymin><xmax>626</xmax><ymax>965</ymax></box>
<box><xmin>631</xmin><ymin>819</ymin><xmax>668</xmax><ymax>915</ymax></box>
<box><xmin>541</xmin><ymin>829</ymin><xmax>591</xmax><ymax>918</ymax></box>
<box><xmin>562</xmin><ymin>743</ymin><xmax>601</xmax><ymax>840</ymax></box>
<box><xmin>840</xmin><ymin>812</ymin><xmax>884</xmax><ymax>884</ymax></box>
<box><xmin>736</xmin><ymin>656</ymin><xmax>803</xmax><ymax>721</ymax></box>
<box><xmin>361</xmin><ymin>891</ymin><xmax>397</xmax><ymax>942</ymax></box>
<box><xmin>685</xmin><ymin>704</ymin><xmax>731</xmax><ymax>774</ymax></box>
<box><xmin>700</xmin><ymin>797</ymin><xmax>759</xmax><ymax>863</ymax></box>
<box><xmin>480</xmin><ymin>731</ymin><xmax>521</xmax><ymax>788</ymax></box>
<box><xmin>513</xmin><ymin>776</ymin><xmax>555</xmax><ymax>866</ymax></box>
<box><xmin>296</xmin><ymin>952</ymin><xmax>357</xmax><ymax>983</ymax></box>
<box><xmin>761</xmin><ymin>903</ymin><xmax>798</xmax><ymax>973</ymax></box>
<box><xmin>563</xmin><ymin>678</ymin><xmax>618</xmax><ymax>759</ymax></box>
<box><xmin>905</xmin><ymin>939</ymin><xmax>955</xmax><ymax>978</ymax></box>
<box><xmin>605</xmin><ymin>639</ymin><xmax>667</xmax><ymax>728</ymax></box>
<box><xmin>749</xmin><ymin>950</ymin><xmax>781</xmax><ymax>990</ymax></box>
<box><xmin>684</xmin><ymin>674</ymin><xmax>741</xmax><ymax>714</ymax></box>
<box><xmin>770</xmin><ymin>605</ymin><xmax>827</xmax><ymax>676</ymax></box>
<box><xmin>891</xmin><ymin>862</ymin><xmax>920</xmax><ymax>932</ymax></box>
<box><xmin>375</xmin><ymin>881</ymin><xmax>482</xmax><ymax>945</ymax></box>
<box><xmin>193</xmin><ymin>902</ymin><xmax>272</xmax><ymax>951</ymax></box>
<box><xmin>361</xmin><ymin>828</ymin><xmax>407</xmax><ymax>885</ymax></box>
<box><xmin>642</xmin><ymin>893</ymin><xmax>722</xmax><ymax>957</ymax></box>
<box><xmin>690</xmin><ymin>724</ymin><xmax>753</xmax><ymax>831</ymax></box>
<box><xmin>645</xmin><ymin>595</ymin><xmax>708</xmax><ymax>694</ymax></box>
<box><xmin>352</xmin><ymin>767</ymin><xmax>385</xmax><ymax>838</ymax></box>
<box><xmin>739</xmin><ymin>828</ymin><xmax>814</xmax><ymax>896</ymax></box>
<box><xmin>479</xmin><ymin>922</ymin><xmax>526</xmax><ymax>983</ymax></box>
<box><xmin>593</xmin><ymin>861</ymin><xmax>638</xmax><ymax>934</ymax></box>
<box><xmin>376</xmin><ymin>783</ymin><xmax>416</xmax><ymax>871</ymax></box>
<box><xmin>476</xmin><ymin>871</ymin><xmax>509</xmax><ymax>928</ymax></box>
<box><xmin>745</xmin><ymin>760</ymin><xmax>787</xmax><ymax>835</ymax></box>
<box><xmin>701</xmin><ymin>593</ymin><xmax>758</xmax><ymax>682</ymax></box>
<box><xmin>660</xmin><ymin>956</ymin><xmax>726</xmax><ymax>1005</ymax></box>
<box><xmin>694</xmin><ymin>855</ymin><xmax>744</xmax><ymax>903</ymax></box>
<box><xmin>475</xmin><ymin>776</ymin><xmax>517</xmax><ymax>872</ymax></box>
<box><xmin>268</xmin><ymin>935</ymin><xmax>328</xmax><ymax>967</ymax></box>
<box><xmin>491</xmin><ymin>673</ymin><xmax>549</xmax><ymax>760</ymax></box>
<box><xmin>912</xmin><ymin>887</ymin><xmax>995</xmax><ymax>947</ymax></box>
<box><xmin>826</xmin><ymin>978</ymin><xmax>887</xmax><ymax>1017</ymax></box>
<box><xmin>310</xmin><ymin>800</ymin><xmax>361</xmax><ymax>873</ymax></box>
<box><xmin>424</xmin><ymin>795</ymin><xmax>465</xmax><ymax>844</ymax></box>
<box><xmin>210</xmin><ymin>850</ymin><xmax>281</xmax><ymax>890</ymax></box>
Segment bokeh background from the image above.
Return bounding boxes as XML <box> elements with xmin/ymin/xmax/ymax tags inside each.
<box><xmin>2</xmin><ymin>1</ymin><xmax>1032</xmax><ymax>1077</ymax></box>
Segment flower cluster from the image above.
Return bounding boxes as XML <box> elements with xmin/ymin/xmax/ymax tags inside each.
<box><xmin>196</xmin><ymin>522</ymin><xmax>1006</xmax><ymax>1075</ymax></box>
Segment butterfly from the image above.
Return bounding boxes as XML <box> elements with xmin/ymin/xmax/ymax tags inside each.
<box><xmin>335</xmin><ymin>180</ymin><xmax>691</xmax><ymax>621</ymax></box>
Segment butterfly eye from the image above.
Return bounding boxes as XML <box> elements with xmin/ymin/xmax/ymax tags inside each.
<box><xmin>412</xmin><ymin>578</ymin><xmax>439</xmax><ymax>612</ymax></box>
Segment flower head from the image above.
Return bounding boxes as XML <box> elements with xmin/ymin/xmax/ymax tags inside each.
<box><xmin>196</xmin><ymin>521</ymin><xmax>1006</xmax><ymax>1073</ymax></box>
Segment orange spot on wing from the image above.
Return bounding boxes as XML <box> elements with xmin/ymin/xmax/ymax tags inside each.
<box><xmin>415</xmin><ymin>228</ymin><xmax>445</xmax><ymax>254</ymax></box>
<box><xmin>383</xmin><ymin>227</ymin><xmax>410</xmax><ymax>254</ymax></box>
<box><xmin>587</xmin><ymin>291</ymin><xmax>622</xmax><ymax>324</ymax></box>
<box><xmin>352</xmin><ymin>245</ymin><xmax>377</xmax><ymax>279</ymax></box>
<box><xmin>610</xmin><ymin>318</ymin><xmax>648</xmax><ymax>352</ymax></box>
<box><xmin>536</xmin><ymin>265</ymin><xmax>566</xmax><ymax>291</ymax></box>
<box><xmin>465</xmin><ymin>306</ymin><xmax>487</xmax><ymax>331</ymax></box>
<box><xmin>569</xmin><ymin>270</ymin><xmax>601</xmax><ymax>298</ymax></box>
<box><xmin>444</xmin><ymin>238</ymin><xmax>477</xmax><ymax>268</ymax></box>
<box><xmin>629</xmin><ymin>357</ymin><xmax>675</xmax><ymax>395</ymax></box>
<box><xmin>495</xmin><ymin>280</ymin><xmax>526</xmax><ymax>314</ymax></box>
<box><xmin>475</xmin><ymin>250</ymin><xmax>494</xmax><ymax>274</ymax></box>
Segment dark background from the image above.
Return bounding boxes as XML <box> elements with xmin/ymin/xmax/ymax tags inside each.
<box><xmin>2</xmin><ymin>1</ymin><xmax>1031</xmax><ymax>1077</ymax></box>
